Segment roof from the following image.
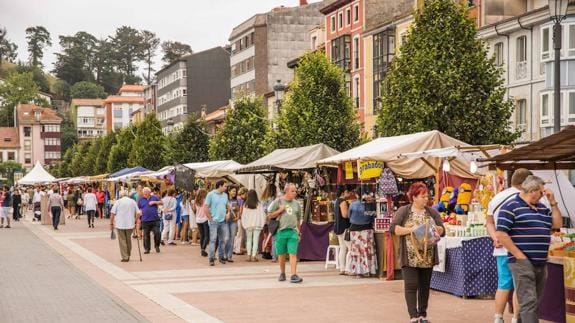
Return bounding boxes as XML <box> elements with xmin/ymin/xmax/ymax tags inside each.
<box><xmin>204</xmin><ymin>106</ymin><xmax>228</xmax><ymax>123</ymax></box>
<box><xmin>320</xmin><ymin>0</ymin><xmax>352</xmax><ymax>14</ymax></box>
<box><xmin>70</xmin><ymin>99</ymin><xmax>104</xmax><ymax>107</ymax></box>
<box><xmin>229</xmin><ymin>14</ymin><xmax>267</xmax><ymax>41</ymax></box>
<box><xmin>483</xmin><ymin>125</ymin><xmax>575</xmax><ymax>170</ymax></box>
<box><xmin>317</xmin><ymin>130</ymin><xmax>476</xmax><ymax>179</ymax></box>
<box><xmin>18</xmin><ymin>161</ymin><xmax>56</xmax><ymax>185</ymax></box>
<box><xmin>0</xmin><ymin>128</ymin><xmax>19</xmax><ymax>148</ymax></box>
<box><xmin>155</xmin><ymin>46</ymin><xmax>228</xmax><ymax>76</ymax></box>
<box><xmin>17</xmin><ymin>104</ymin><xmax>62</xmax><ymax>124</ymax></box>
<box><xmin>236</xmin><ymin>143</ymin><xmax>340</xmax><ymax>174</ymax></box>
<box><xmin>108</xmin><ymin>166</ymin><xmax>150</xmax><ymax>179</ymax></box>
<box><xmin>119</xmin><ymin>84</ymin><xmax>144</xmax><ymax>93</ymax></box>
<box><xmin>104</xmin><ymin>96</ymin><xmax>145</xmax><ymax>104</ymax></box>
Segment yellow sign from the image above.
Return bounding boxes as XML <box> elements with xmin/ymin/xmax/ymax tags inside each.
<box><xmin>344</xmin><ymin>161</ymin><xmax>354</xmax><ymax>180</ymax></box>
<box><xmin>358</xmin><ymin>160</ymin><xmax>384</xmax><ymax>180</ymax></box>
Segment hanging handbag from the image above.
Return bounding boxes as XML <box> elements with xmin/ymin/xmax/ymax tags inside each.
<box><xmin>378</xmin><ymin>168</ymin><xmax>399</xmax><ymax>195</ymax></box>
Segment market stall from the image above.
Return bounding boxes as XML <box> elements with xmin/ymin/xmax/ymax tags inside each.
<box><xmin>17</xmin><ymin>161</ymin><xmax>62</xmax><ymax>225</ymax></box>
<box><xmin>483</xmin><ymin>125</ymin><xmax>575</xmax><ymax>323</ymax></box>
<box><xmin>183</xmin><ymin>160</ymin><xmax>267</xmax><ymax>194</ymax></box>
<box><xmin>236</xmin><ymin>144</ymin><xmax>340</xmax><ymax>261</ymax></box>
<box><xmin>318</xmin><ymin>130</ymin><xmax>479</xmax><ymax>279</ymax></box>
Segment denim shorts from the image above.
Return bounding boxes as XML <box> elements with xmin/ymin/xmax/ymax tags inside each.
<box><xmin>496</xmin><ymin>256</ymin><xmax>514</xmax><ymax>290</ymax></box>
<box><xmin>181</xmin><ymin>215</ymin><xmax>189</xmax><ymax>222</ymax></box>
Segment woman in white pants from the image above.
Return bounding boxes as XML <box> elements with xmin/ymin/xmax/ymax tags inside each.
<box><xmin>334</xmin><ymin>186</ymin><xmax>351</xmax><ymax>274</ymax></box>
<box><xmin>241</xmin><ymin>190</ymin><xmax>267</xmax><ymax>262</ymax></box>
<box><xmin>161</xmin><ymin>189</ymin><xmax>177</xmax><ymax>245</ymax></box>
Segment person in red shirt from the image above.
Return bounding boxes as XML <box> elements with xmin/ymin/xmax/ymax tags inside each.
<box><xmin>96</xmin><ymin>187</ymin><xmax>106</xmax><ymax>219</ymax></box>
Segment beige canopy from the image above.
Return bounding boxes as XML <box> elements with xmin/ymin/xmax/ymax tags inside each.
<box><xmin>317</xmin><ymin>130</ymin><xmax>477</xmax><ymax>179</ymax></box>
<box><xmin>235</xmin><ymin>143</ymin><xmax>339</xmax><ymax>174</ymax></box>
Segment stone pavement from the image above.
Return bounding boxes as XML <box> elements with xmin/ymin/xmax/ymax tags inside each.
<box><xmin>5</xmin><ymin>211</ymin><xmax>527</xmax><ymax>322</ymax></box>
<box><xmin>0</xmin><ymin>222</ymin><xmax>146</xmax><ymax>323</ymax></box>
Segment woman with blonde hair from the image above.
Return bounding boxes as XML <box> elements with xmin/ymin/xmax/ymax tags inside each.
<box><xmin>194</xmin><ymin>188</ymin><xmax>209</xmax><ymax>257</ymax></box>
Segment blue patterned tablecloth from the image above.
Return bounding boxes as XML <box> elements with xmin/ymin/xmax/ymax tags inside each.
<box><xmin>431</xmin><ymin>236</ymin><xmax>498</xmax><ymax>297</ymax></box>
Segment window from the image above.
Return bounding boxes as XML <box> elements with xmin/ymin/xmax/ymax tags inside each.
<box><xmin>24</xmin><ymin>140</ymin><xmax>31</xmax><ymax>149</ymax></box>
<box><xmin>541</xmin><ymin>93</ymin><xmax>550</xmax><ymax>125</ymax></box>
<box><xmin>353</xmin><ymin>36</ymin><xmax>360</xmax><ymax>69</ymax></box>
<box><xmin>516</xmin><ymin>36</ymin><xmax>527</xmax><ymax>62</ymax></box>
<box><xmin>312</xmin><ymin>36</ymin><xmax>317</xmax><ymax>49</ymax></box>
<box><xmin>113</xmin><ymin>108</ymin><xmax>123</xmax><ymax>118</ymax></box>
<box><xmin>354</xmin><ymin>77</ymin><xmax>360</xmax><ymax>108</ymax></box>
<box><xmin>182</xmin><ymin>89</ymin><xmax>187</xmax><ymax>96</ymax></box>
<box><xmin>338</xmin><ymin>12</ymin><xmax>343</xmax><ymax>29</ymax></box>
<box><xmin>568</xmin><ymin>24</ymin><xmax>575</xmax><ymax>57</ymax></box>
<box><xmin>7</xmin><ymin>152</ymin><xmax>14</xmax><ymax>161</ymax></box>
<box><xmin>25</xmin><ymin>153</ymin><xmax>31</xmax><ymax>164</ymax></box>
<box><xmin>182</xmin><ymin>69</ymin><xmax>187</xmax><ymax>77</ymax></box>
<box><xmin>45</xmin><ymin>138</ymin><xmax>60</xmax><ymax>146</ymax></box>
<box><xmin>331</xmin><ymin>35</ymin><xmax>351</xmax><ymax>71</ymax></box>
<box><xmin>373</xmin><ymin>29</ymin><xmax>396</xmax><ymax>114</ymax></box>
<box><xmin>45</xmin><ymin>151</ymin><xmax>61</xmax><ymax>160</ymax></box>
<box><xmin>24</xmin><ymin>126</ymin><xmax>31</xmax><ymax>137</ymax></box>
<box><xmin>494</xmin><ymin>42</ymin><xmax>504</xmax><ymax>66</ymax></box>
<box><xmin>346</xmin><ymin>8</ymin><xmax>351</xmax><ymax>25</ymax></box>
<box><xmin>516</xmin><ymin>99</ymin><xmax>527</xmax><ymax>126</ymax></box>
<box><xmin>354</xmin><ymin>4</ymin><xmax>359</xmax><ymax>22</ymax></box>
<box><xmin>113</xmin><ymin>122</ymin><xmax>123</xmax><ymax>131</ymax></box>
<box><xmin>43</xmin><ymin>124</ymin><xmax>60</xmax><ymax>132</ymax></box>
<box><xmin>542</xmin><ymin>27</ymin><xmax>550</xmax><ymax>60</ymax></box>
<box><xmin>331</xmin><ymin>15</ymin><xmax>336</xmax><ymax>32</ymax></box>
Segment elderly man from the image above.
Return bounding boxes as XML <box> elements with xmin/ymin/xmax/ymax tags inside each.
<box><xmin>205</xmin><ymin>180</ymin><xmax>229</xmax><ymax>266</ymax></box>
<box><xmin>496</xmin><ymin>175</ymin><xmax>563</xmax><ymax>323</ymax></box>
<box><xmin>267</xmin><ymin>183</ymin><xmax>303</xmax><ymax>283</ymax></box>
<box><xmin>110</xmin><ymin>190</ymin><xmax>139</xmax><ymax>262</ymax></box>
<box><xmin>137</xmin><ymin>187</ymin><xmax>163</xmax><ymax>254</ymax></box>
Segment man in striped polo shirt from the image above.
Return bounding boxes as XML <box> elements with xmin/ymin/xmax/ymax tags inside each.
<box><xmin>496</xmin><ymin>175</ymin><xmax>562</xmax><ymax>323</ymax></box>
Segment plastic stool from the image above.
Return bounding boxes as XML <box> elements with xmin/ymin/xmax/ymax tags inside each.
<box><xmin>325</xmin><ymin>245</ymin><xmax>340</xmax><ymax>269</ymax></box>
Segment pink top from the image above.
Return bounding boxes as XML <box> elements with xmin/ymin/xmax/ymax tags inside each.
<box><xmin>195</xmin><ymin>201</ymin><xmax>208</xmax><ymax>223</ymax></box>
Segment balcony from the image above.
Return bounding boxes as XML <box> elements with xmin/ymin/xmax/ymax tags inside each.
<box><xmin>333</xmin><ymin>58</ymin><xmax>351</xmax><ymax>72</ymax></box>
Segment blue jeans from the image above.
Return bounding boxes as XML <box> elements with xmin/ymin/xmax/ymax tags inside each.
<box><xmin>208</xmin><ymin>220</ymin><xmax>228</xmax><ymax>261</ymax></box>
<box><xmin>51</xmin><ymin>206</ymin><xmax>61</xmax><ymax>230</ymax></box>
<box><xmin>225</xmin><ymin>220</ymin><xmax>238</xmax><ymax>259</ymax></box>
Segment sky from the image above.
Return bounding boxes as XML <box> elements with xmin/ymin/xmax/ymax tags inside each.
<box><xmin>0</xmin><ymin>0</ymin><xmax>317</xmax><ymax>76</ymax></box>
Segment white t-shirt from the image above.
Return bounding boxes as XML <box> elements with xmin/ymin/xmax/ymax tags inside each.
<box><xmin>84</xmin><ymin>193</ymin><xmax>98</xmax><ymax>211</ymax></box>
<box><xmin>111</xmin><ymin>197</ymin><xmax>139</xmax><ymax>229</ymax></box>
<box><xmin>487</xmin><ymin>187</ymin><xmax>520</xmax><ymax>256</ymax></box>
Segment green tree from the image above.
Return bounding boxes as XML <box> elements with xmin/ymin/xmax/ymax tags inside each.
<box><xmin>52</xmin><ymin>79</ymin><xmax>71</xmax><ymax>100</ymax></box>
<box><xmin>15</xmin><ymin>64</ymin><xmax>50</xmax><ymax>92</ymax></box>
<box><xmin>161</xmin><ymin>41</ymin><xmax>192</xmax><ymax>66</ymax></box>
<box><xmin>128</xmin><ymin>114</ymin><xmax>166</xmax><ymax>169</ymax></box>
<box><xmin>274</xmin><ymin>51</ymin><xmax>360</xmax><ymax>151</ymax></box>
<box><xmin>107</xmin><ymin>127</ymin><xmax>135</xmax><ymax>173</ymax></box>
<box><xmin>0</xmin><ymin>161</ymin><xmax>23</xmax><ymax>186</ymax></box>
<box><xmin>0</xmin><ymin>71</ymin><xmax>48</xmax><ymax>126</ymax></box>
<box><xmin>166</xmin><ymin>113</ymin><xmax>209</xmax><ymax>164</ymax></box>
<box><xmin>110</xmin><ymin>26</ymin><xmax>144</xmax><ymax>81</ymax></box>
<box><xmin>81</xmin><ymin>140</ymin><xmax>98</xmax><ymax>175</ymax></box>
<box><xmin>59</xmin><ymin>111</ymin><xmax>78</xmax><ymax>153</ymax></box>
<box><xmin>70</xmin><ymin>81</ymin><xmax>106</xmax><ymax>99</ymax></box>
<box><xmin>209</xmin><ymin>96</ymin><xmax>272</xmax><ymax>164</ymax></box>
<box><xmin>95</xmin><ymin>132</ymin><xmax>116</xmax><ymax>174</ymax></box>
<box><xmin>25</xmin><ymin>26</ymin><xmax>52</xmax><ymax>68</ymax></box>
<box><xmin>60</xmin><ymin>145</ymin><xmax>76</xmax><ymax>177</ymax></box>
<box><xmin>93</xmin><ymin>39</ymin><xmax>123</xmax><ymax>94</ymax></box>
<box><xmin>376</xmin><ymin>0</ymin><xmax>519</xmax><ymax>145</ymax></box>
<box><xmin>69</xmin><ymin>142</ymin><xmax>89</xmax><ymax>176</ymax></box>
<box><xmin>140</xmin><ymin>30</ymin><xmax>160</xmax><ymax>85</ymax></box>
<box><xmin>0</xmin><ymin>28</ymin><xmax>18</xmax><ymax>68</ymax></box>
<box><xmin>53</xmin><ymin>32</ymin><xmax>98</xmax><ymax>86</ymax></box>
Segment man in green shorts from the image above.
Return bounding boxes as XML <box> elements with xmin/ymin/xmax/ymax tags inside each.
<box><xmin>267</xmin><ymin>183</ymin><xmax>303</xmax><ymax>283</ymax></box>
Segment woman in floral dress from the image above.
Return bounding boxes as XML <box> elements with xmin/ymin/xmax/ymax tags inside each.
<box><xmin>345</xmin><ymin>187</ymin><xmax>377</xmax><ymax>277</ymax></box>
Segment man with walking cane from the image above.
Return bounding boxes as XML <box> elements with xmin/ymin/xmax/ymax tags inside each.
<box><xmin>110</xmin><ymin>190</ymin><xmax>140</xmax><ymax>262</ymax></box>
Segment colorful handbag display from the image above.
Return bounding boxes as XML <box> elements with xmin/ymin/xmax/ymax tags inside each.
<box><xmin>378</xmin><ymin>168</ymin><xmax>399</xmax><ymax>196</ymax></box>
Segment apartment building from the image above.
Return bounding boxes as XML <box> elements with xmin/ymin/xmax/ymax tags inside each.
<box><xmin>70</xmin><ymin>99</ymin><xmax>106</xmax><ymax>140</ymax></box>
<box><xmin>103</xmin><ymin>84</ymin><xmax>145</xmax><ymax>132</ymax></box>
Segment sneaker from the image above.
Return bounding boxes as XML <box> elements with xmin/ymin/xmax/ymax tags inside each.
<box><xmin>227</xmin><ymin>259</ymin><xmax>234</xmax><ymax>263</ymax></box>
<box><xmin>219</xmin><ymin>259</ymin><xmax>226</xmax><ymax>264</ymax></box>
<box><xmin>168</xmin><ymin>242</ymin><xmax>177</xmax><ymax>246</ymax></box>
<box><xmin>278</xmin><ymin>273</ymin><xmax>286</xmax><ymax>282</ymax></box>
<box><xmin>155</xmin><ymin>247</ymin><xmax>160</xmax><ymax>253</ymax></box>
<box><xmin>209</xmin><ymin>259</ymin><xmax>215</xmax><ymax>266</ymax></box>
<box><xmin>290</xmin><ymin>275</ymin><xmax>303</xmax><ymax>284</ymax></box>
<box><xmin>144</xmin><ymin>250</ymin><xmax>150</xmax><ymax>254</ymax></box>
<box><xmin>201</xmin><ymin>250</ymin><xmax>208</xmax><ymax>257</ymax></box>
<box><xmin>160</xmin><ymin>241</ymin><xmax>165</xmax><ymax>246</ymax></box>
<box><xmin>493</xmin><ymin>315</ymin><xmax>504</xmax><ymax>323</ymax></box>
<box><xmin>5</xmin><ymin>225</ymin><xmax>11</xmax><ymax>229</ymax></box>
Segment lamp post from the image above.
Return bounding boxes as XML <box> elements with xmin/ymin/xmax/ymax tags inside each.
<box><xmin>273</xmin><ymin>79</ymin><xmax>286</xmax><ymax>115</ymax></box>
<box><xmin>549</xmin><ymin>0</ymin><xmax>569</xmax><ymax>133</ymax></box>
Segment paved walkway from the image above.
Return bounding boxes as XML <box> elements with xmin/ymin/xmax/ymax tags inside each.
<box><xmin>0</xmin><ymin>222</ymin><xmax>146</xmax><ymax>323</ymax></box>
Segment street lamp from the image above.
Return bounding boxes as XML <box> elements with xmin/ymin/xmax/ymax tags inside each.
<box><xmin>549</xmin><ymin>0</ymin><xmax>569</xmax><ymax>133</ymax></box>
<box><xmin>273</xmin><ymin>79</ymin><xmax>286</xmax><ymax>115</ymax></box>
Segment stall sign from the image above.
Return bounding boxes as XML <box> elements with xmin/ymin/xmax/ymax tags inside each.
<box><xmin>358</xmin><ymin>160</ymin><xmax>384</xmax><ymax>180</ymax></box>
<box><xmin>344</xmin><ymin>161</ymin><xmax>354</xmax><ymax>180</ymax></box>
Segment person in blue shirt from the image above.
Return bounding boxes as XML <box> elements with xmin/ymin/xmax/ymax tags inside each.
<box><xmin>496</xmin><ymin>175</ymin><xmax>562</xmax><ymax>323</ymax></box>
<box><xmin>205</xmin><ymin>180</ymin><xmax>229</xmax><ymax>266</ymax></box>
<box><xmin>137</xmin><ymin>187</ymin><xmax>163</xmax><ymax>254</ymax></box>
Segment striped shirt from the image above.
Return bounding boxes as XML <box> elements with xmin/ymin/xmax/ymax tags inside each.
<box><xmin>496</xmin><ymin>195</ymin><xmax>552</xmax><ymax>265</ymax></box>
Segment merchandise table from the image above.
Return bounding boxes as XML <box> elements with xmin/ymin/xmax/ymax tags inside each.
<box><xmin>297</xmin><ymin>222</ymin><xmax>333</xmax><ymax>261</ymax></box>
<box><xmin>539</xmin><ymin>259</ymin><xmax>566</xmax><ymax>323</ymax></box>
<box><xmin>431</xmin><ymin>236</ymin><xmax>498</xmax><ymax>297</ymax></box>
